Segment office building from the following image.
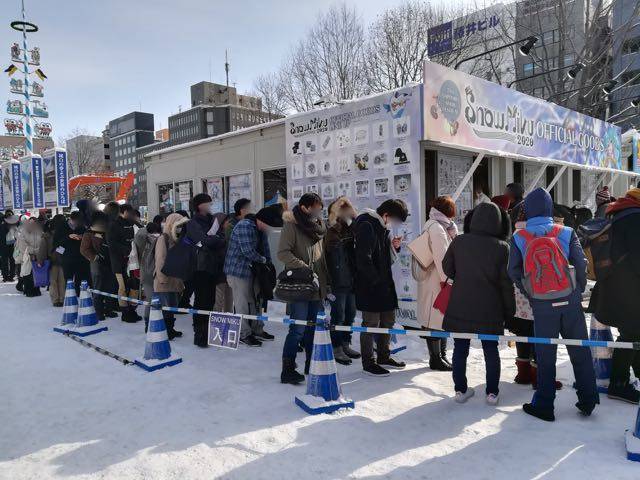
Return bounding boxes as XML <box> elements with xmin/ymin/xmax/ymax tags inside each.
<box><xmin>611</xmin><ymin>0</ymin><xmax>640</xmax><ymax>130</ymax></box>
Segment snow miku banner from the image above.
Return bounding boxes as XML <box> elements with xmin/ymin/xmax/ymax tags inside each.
<box><xmin>423</xmin><ymin>61</ymin><xmax>622</xmax><ymax>170</ymax></box>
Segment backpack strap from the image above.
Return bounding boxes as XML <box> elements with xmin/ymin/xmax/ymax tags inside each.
<box><xmin>517</xmin><ymin>229</ymin><xmax>535</xmax><ymax>244</ymax></box>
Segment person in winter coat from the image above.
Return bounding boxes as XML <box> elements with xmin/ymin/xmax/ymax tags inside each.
<box><xmin>509</xmin><ymin>187</ymin><xmax>598</xmax><ymax>421</ymax></box>
<box><xmin>225</xmin><ymin>198</ymin><xmax>252</xmax><ymax>240</ymax></box>
<box><xmin>325</xmin><ymin>197</ymin><xmax>360</xmax><ymax>365</ymax></box>
<box><xmin>107</xmin><ymin>203</ymin><xmax>139</xmax><ymax>323</ymax></box>
<box><xmin>354</xmin><ymin>199</ymin><xmax>408</xmax><ymax>377</ymax></box>
<box><xmin>224</xmin><ymin>205</ymin><xmax>281</xmax><ymax>347</ymax></box>
<box><xmin>186</xmin><ymin>193</ymin><xmax>227</xmax><ymax>347</ymax></box>
<box><xmin>588</xmin><ymin>188</ymin><xmax>640</xmax><ymax>403</ymax></box>
<box><xmin>139</xmin><ymin>222</ymin><xmax>162</xmax><ymax>331</ymax></box>
<box><xmin>505</xmin><ymin>183</ymin><xmax>525</xmax><ymax>227</ymax></box>
<box><xmin>213</xmin><ymin>213</ymin><xmax>234</xmax><ymax>313</ymax></box>
<box><xmin>410</xmin><ymin>196</ymin><xmax>457</xmax><ymax>372</ymax></box>
<box><xmin>17</xmin><ymin>217</ymin><xmax>43</xmax><ymax>297</ymax></box>
<box><xmin>594</xmin><ymin>186</ymin><xmax>613</xmax><ymax>219</ymax></box>
<box><xmin>443</xmin><ymin>202</ymin><xmax>515</xmax><ymax>405</ymax></box>
<box><xmin>278</xmin><ymin>193</ymin><xmax>331</xmax><ymax>384</ymax></box>
<box><xmin>37</xmin><ymin>215</ymin><xmax>66</xmax><ymax>306</ymax></box>
<box><xmin>81</xmin><ymin>211</ymin><xmax>119</xmax><ymax>320</ymax></box>
<box><xmin>54</xmin><ymin>211</ymin><xmax>90</xmax><ymax>296</ymax></box>
<box><xmin>154</xmin><ymin>213</ymin><xmax>189</xmax><ymax>340</ymax></box>
<box><xmin>0</xmin><ymin>211</ymin><xmax>19</xmax><ymax>282</ymax></box>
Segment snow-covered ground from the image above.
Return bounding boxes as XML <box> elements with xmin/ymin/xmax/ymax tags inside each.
<box><xmin>1</xmin><ymin>280</ymin><xmax>638</xmax><ymax>480</ymax></box>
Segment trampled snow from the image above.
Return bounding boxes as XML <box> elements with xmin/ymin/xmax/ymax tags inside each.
<box><xmin>1</xmin><ymin>281</ymin><xmax>638</xmax><ymax>479</ymax></box>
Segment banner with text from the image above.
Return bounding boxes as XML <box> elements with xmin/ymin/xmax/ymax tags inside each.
<box><xmin>286</xmin><ymin>85</ymin><xmax>423</xmax><ymax>328</ymax></box>
<box><xmin>423</xmin><ymin>61</ymin><xmax>622</xmax><ymax>170</ymax></box>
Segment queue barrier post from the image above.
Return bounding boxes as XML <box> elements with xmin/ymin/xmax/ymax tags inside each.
<box><xmin>134</xmin><ymin>296</ymin><xmax>182</xmax><ymax>372</ymax></box>
<box><xmin>53</xmin><ymin>280</ymin><xmax>78</xmax><ymax>334</ymax></box>
<box><xmin>589</xmin><ymin>315</ymin><xmax>612</xmax><ymax>393</ymax></box>
<box><xmin>67</xmin><ymin>281</ymin><xmax>108</xmax><ymax>337</ymax></box>
<box><xmin>295</xmin><ymin>313</ymin><xmax>354</xmax><ymax>415</ymax></box>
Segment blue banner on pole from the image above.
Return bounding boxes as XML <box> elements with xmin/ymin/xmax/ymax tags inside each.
<box><xmin>208</xmin><ymin>313</ymin><xmax>241</xmax><ymax>350</ymax></box>
<box><xmin>55</xmin><ymin>150</ymin><xmax>69</xmax><ymax>207</ymax></box>
<box><xmin>11</xmin><ymin>162</ymin><xmax>23</xmax><ymax>209</ymax></box>
<box><xmin>31</xmin><ymin>155</ymin><xmax>44</xmax><ymax>209</ymax></box>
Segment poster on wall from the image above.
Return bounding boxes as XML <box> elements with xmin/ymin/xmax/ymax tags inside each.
<box><xmin>263</xmin><ymin>168</ymin><xmax>287</xmax><ymax>207</ymax></box>
<box><xmin>437</xmin><ymin>153</ymin><xmax>473</xmax><ymax>225</ymax></box>
<box><xmin>228</xmin><ymin>173</ymin><xmax>252</xmax><ymax>212</ymax></box>
<box><xmin>205</xmin><ymin>177</ymin><xmax>225</xmax><ymax>213</ymax></box>
<box><xmin>423</xmin><ymin>61</ymin><xmax>622</xmax><ymax>170</ymax></box>
<box><xmin>286</xmin><ymin>85</ymin><xmax>423</xmax><ymax>328</ymax></box>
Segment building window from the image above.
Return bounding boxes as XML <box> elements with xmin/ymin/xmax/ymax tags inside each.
<box><xmin>207</xmin><ymin>124</ymin><xmax>214</xmax><ymax>136</ymax></box>
<box><xmin>523</xmin><ymin>63</ymin><xmax>534</xmax><ymax>77</ymax></box>
<box><xmin>563</xmin><ymin>53</ymin><xmax>574</xmax><ymax>66</ymax></box>
<box><xmin>206</xmin><ymin>111</ymin><xmax>213</xmax><ymax>122</ymax></box>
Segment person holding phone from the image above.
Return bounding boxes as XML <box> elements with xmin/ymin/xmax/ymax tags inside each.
<box><xmin>54</xmin><ymin>211</ymin><xmax>90</xmax><ymax>296</ymax></box>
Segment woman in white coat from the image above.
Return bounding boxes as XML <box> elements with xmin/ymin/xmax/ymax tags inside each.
<box><xmin>409</xmin><ymin>196</ymin><xmax>458</xmax><ymax>371</ymax></box>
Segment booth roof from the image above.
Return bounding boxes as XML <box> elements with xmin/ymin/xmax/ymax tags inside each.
<box><xmin>143</xmin><ymin>118</ymin><xmax>286</xmax><ymax>159</ymax></box>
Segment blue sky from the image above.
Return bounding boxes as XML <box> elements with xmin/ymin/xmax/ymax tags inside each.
<box><xmin>2</xmin><ymin>0</ymin><xmax>462</xmax><ymax>141</ymax></box>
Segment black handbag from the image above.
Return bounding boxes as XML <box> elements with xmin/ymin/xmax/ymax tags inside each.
<box><xmin>252</xmin><ymin>261</ymin><xmax>277</xmax><ymax>303</ymax></box>
<box><xmin>161</xmin><ymin>234</ymin><xmax>198</xmax><ymax>281</ymax></box>
<box><xmin>275</xmin><ymin>267</ymin><xmax>318</xmax><ymax>302</ymax></box>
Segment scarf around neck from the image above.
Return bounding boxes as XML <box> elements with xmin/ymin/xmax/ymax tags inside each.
<box><xmin>293</xmin><ymin>205</ymin><xmax>326</xmax><ymax>242</ymax></box>
<box><xmin>606</xmin><ymin>188</ymin><xmax>640</xmax><ymax>216</ymax></box>
<box><xmin>428</xmin><ymin>207</ymin><xmax>458</xmax><ymax>240</ymax></box>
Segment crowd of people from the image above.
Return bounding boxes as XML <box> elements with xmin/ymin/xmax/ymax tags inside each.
<box><xmin>1</xmin><ymin>180</ymin><xmax>639</xmax><ymax>422</ymax></box>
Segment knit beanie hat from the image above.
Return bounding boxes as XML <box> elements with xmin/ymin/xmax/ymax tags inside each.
<box><xmin>596</xmin><ymin>186</ymin><xmax>611</xmax><ymax>207</ymax></box>
<box><xmin>192</xmin><ymin>193</ymin><xmax>212</xmax><ymax>211</ymax></box>
<box><xmin>255</xmin><ymin>204</ymin><xmax>284</xmax><ymax>228</ymax></box>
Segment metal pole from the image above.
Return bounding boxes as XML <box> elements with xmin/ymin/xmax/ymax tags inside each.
<box><xmin>452</xmin><ymin>153</ymin><xmax>484</xmax><ymax>201</ymax></box>
<box><xmin>525</xmin><ymin>164</ymin><xmax>547</xmax><ymax>194</ymax></box>
<box><xmin>583</xmin><ymin>172</ymin><xmax>606</xmax><ymax>205</ymax></box>
<box><xmin>20</xmin><ymin>0</ymin><xmax>33</xmax><ymax>157</ymax></box>
<box><xmin>546</xmin><ymin>165</ymin><xmax>567</xmax><ymax>192</ymax></box>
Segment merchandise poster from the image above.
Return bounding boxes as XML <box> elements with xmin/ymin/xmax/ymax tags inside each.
<box><xmin>286</xmin><ymin>85</ymin><xmax>423</xmax><ymax>327</ymax></box>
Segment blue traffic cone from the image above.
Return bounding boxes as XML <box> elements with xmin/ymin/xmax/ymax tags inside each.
<box><xmin>626</xmin><ymin>406</ymin><xmax>640</xmax><ymax>461</ymax></box>
<box><xmin>53</xmin><ymin>280</ymin><xmax>78</xmax><ymax>333</ymax></box>
<box><xmin>67</xmin><ymin>281</ymin><xmax>108</xmax><ymax>337</ymax></box>
<box><xmin>134</xmin><ymin>297</ymin><xmax>182</xmax><ymax>372</ymax></box>
<box><xmin>295</xmin><ymin>314</ymin><xmax>354</xmax><ymax>415</ymax></box>
<box><xmin>589</xmin><ymin>315</ymin><xmax>613</xmax><ymax>393</ymax></box>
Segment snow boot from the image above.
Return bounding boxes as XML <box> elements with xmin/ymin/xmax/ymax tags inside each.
<box><xmin>378</xmin><ymin>357</ymin><xmax>406</xmax><ymax>370</ymax></box>
<box><xmin>427</xmin><ymin>338</ymin><xmax>452</xmax><ymax>371</ymax></box>
<box><xmin>607</xmin><ymin>382</ymin><xmax>640</xmax><ymax>404</ymax></box>
<box><xmin>333</xmin><ymin>345</ymin><xmax>352</xmax><ymax>365</ymax></box>
<box><xmin>121</xmin><ymin>307</ymin><xmax>139</xmax><ymax>323</ymax></box>
<box><xmin>523</xmin><ymin>403</ymin><xmax>555</xmax><ymax>422</ymax></box>
<box><xmin>342</xmin><ymin>342</ymin><xmax>361</xmax><ymax>359</ymax></box>
<box><xmin>575</xmin><ymin>401</ymin><xmax>598</xmax><ymax>416</ymax></box>
<box><xmin>530</xmin><ymin>362</ymin><xmax>562</xmax><ymax>390</ymax></box>
<box><xmin>440</xmin><ymin>339</ymin><xmax>452</xmax><ymax>369</ymax></box>
<box><xmin>514</xmin><ymin>358</ymin><xmax>533</xmax><ymax>384</ymax></box>
<box><xmin>281</xmin><ymin>358</ymin><xmax>305</xmax><ymax>385</ymax></box>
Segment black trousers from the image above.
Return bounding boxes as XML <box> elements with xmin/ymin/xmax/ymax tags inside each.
<box><xmin>91</xmin><ymin>262</ymin><xmax>118</xmax><ymax>317</ymax></box>
<box><xmin>1</xmin><ymin>245</ymin><xmax>15</xmax><ymax>281</ymax></box>
<box><xmin>610</xmin><ymin>329</ymin><xmax>640</xmax><ymax>387</ymax></box>
<box><xmin>192</xmin><ymin>271</ymin><xmax>216</xmax><ymax>347</ymax></box>
<box><xmin>62</xmin><ymin>257</ymin><xmax>91</xmax><ymax>296</ymax></box>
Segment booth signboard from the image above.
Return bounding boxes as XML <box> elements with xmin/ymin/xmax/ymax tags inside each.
<box><xmin>285</xmin><ymin>85</ymin><xmax>423</xmax><ymax>327</ymax></box>
<box><xmin>423</xmin><ymin>61</ymin><xmax>622</xmax><ymax>170</ymax></box>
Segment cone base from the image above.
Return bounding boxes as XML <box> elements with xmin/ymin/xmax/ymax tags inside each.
<box><xmin>135</xmin><ymin>355</ymin><xmax>182</xmax><ymax>372</ymax></box>
<box><xmin>625</xmin><ymin>430</ymin><xmax>640</xmax><ymax>461</ymax></box>
<box><xmin>295</xmin><ymin>394</ymin><xmax>354</xmax><ymax>415</ymax></box>
<box><xmin>67</xmin><ymin>325</ymin><xmax>108</xmax><ymax>337</ymax></box>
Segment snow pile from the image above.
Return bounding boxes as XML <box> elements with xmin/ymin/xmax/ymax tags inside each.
<box><xmin>1</xmin><ymin>281</ymin><xmax>638</xmax><ymax>479</ymax></box>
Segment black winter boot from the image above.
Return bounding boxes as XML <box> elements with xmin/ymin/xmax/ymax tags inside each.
<box><xmin>523</xmin><ymin>403</ymin><xmax>555</xmax><ymax>422</ymax></box>
<box><xmin>440</xmin><ymin>338</ymin><xmax>452</xmax><ymax>369</ymax></box>
<box><xmin>427</xmin><ymin>338</ymin><xmax>452</xmax><ymax>371</ymax></box>
<box><xmin>281</xmin><ymin>358</ymin><xmax>305</xmax><ymax>385</ymax></box>
<box><xmin>607</xmin><ymin>382</ymin><xmax>640</xmax><ymax>404</ymax></box>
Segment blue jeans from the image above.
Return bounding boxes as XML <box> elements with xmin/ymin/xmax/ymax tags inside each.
<box><xmin>282</xmin><ymin>301</ymin><xmax>321</xmax><ymax>360</ymax></box>
<box><xmin>329</xmin><ymin>293</ymin><xmax>356</xmax><ymax>346</ymax></box>
<box><xmin>531</xmin><ymin>306</ymin><xmax>598</xmax><ymax>410</ymax></box>
<box><xmin>452</xmin><ymin>339</ymin><xmax>500</xmax><ymax>395</ymax></box>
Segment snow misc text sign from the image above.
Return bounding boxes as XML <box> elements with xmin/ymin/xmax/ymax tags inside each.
<box><xmin>208</xmin><ymin>313</ymin><xmax>241</xmax><ymax>350</ymax></box>
<box><xmin>286</xmin><ymin>85</ymin><xmax>423</xmax><ymax>328</ymax></box>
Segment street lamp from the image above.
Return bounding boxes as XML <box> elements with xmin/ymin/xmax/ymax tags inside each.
<box><xmin>602</xmin><ymin>80</ymin><xmax>618</xmax><ymax>95</ymax></box>
<box><xmin>454</xmin><ymin>36</ymin><xmax>538</xmax><ymax>70</ymax></box>
<box><xmin>508</xmin><ymin>63</ymin><xmax>583</xmax><ymax>88</ymax></box>
<box><xmin>547</xmin><ymin>79</ymin><xmax>618</xmax><ymax>102</ymax></box>
<box><xmin>632</xmin><ymin>97</ymin><xmax>640</xmax><ymax>108</ymax></box>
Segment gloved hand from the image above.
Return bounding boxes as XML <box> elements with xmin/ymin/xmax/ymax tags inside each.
<box><xmin>326</xmin><ymin>293</ymin><xmax>336</xmax><ymax>302</ymax></box>
<box><xmin>312</xmin><ymin>273</ymin><xmax>320</xmax><ymax>290</ymax></box>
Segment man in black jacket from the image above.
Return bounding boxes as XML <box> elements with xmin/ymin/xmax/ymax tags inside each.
<box><xmin>54</xmin><ymin>211</ymin><xmax>90</xmax><ymax>295</ymax></box>
<box><xmin>107</xmin><ymin>203</ymin><xmax>138</xmax><ymax>323</ymax></box>
<box><xmin>0</xmin><ymin>211</ymin><xmax>19</xmax><ymax>282</ymax></box>
<box><xmin>353</xmin><ymin>199</ymin><xmax>408</xmax><ymax>376</ymax></box>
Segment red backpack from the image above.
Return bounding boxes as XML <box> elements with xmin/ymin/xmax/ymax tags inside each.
<box><xmin>519</xmin><ymin>225</ymin><xmax>576</xmax><ymax>300</ymax></box>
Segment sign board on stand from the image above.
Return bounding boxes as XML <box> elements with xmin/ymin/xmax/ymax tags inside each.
<box><xmin>208</xmin><ymin>312</ymin><xmax>241</xmax><ymax>350</ymax></box>
<box><xmin>285</xmin><ymin>85</ymin><xmax>423</xmax><ymax>327</ymax></box>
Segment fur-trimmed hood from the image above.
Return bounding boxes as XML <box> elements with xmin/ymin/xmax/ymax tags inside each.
<box><xmin>328</xmin><ymin>196</ymin><xmax>356</xmax><ymax>226</ymax></box>
<box><xmin>163</xmin><ymin>213</ymin><xmax>189</xmax><ymax>242</ymax></box>
<box><xmin>282</xmin><ymin>210</ymin><xmax>296</xmax><ymax>224</ymax></box>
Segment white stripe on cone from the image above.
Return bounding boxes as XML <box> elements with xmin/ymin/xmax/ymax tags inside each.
<box><xmin>146</xmin><ymin>330</ymin><xmax>169</xmax><ymax>343</ymax></box>
<box><xmin>309</xmin><ymin>359</ymin><xmax>338</xmax><ymax>376</ymax></box>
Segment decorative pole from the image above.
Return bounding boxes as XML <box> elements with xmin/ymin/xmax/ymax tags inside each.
<box><xmin>19</xmin><ymin>0</ymin><xmax>32</xmax><ymax>157</ymax></box>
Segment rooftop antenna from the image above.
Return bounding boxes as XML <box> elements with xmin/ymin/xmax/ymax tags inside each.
<box><xmin>225</xmin><ymin>49</ymin><xmax>230</xmax><ymax>88</ymax></box>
